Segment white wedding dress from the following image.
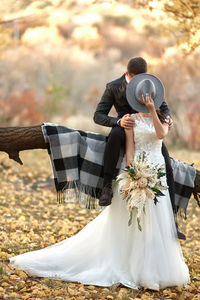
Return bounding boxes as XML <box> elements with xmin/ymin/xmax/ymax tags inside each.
<box><xmin>10</xmin><ymin>114</ymin><xmax>190</xmax><ymax>290</ymax></box>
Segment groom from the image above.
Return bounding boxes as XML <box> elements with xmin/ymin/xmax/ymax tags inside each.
<box><xmin>93</xmin><ymin>57</ymin><xmax>185</xmax><ymax>240</ymax></box>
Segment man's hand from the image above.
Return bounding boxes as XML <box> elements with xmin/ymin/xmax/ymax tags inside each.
<box><xmin>164</xmin><ymin>116</ymin><xmax>173</xmax><ymax>129</ymax></box>
<box><xmin>119</xmin><ymin>114</ymin><xmax>135</xmax><ymax>129</ymax></box>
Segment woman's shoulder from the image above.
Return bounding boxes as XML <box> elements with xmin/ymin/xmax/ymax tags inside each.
<box><xmin>130</xmin><ymin>114</ymin><xmax>154</xmax><ymax>128</ymax></box>
<box><xmin>130</xmin><ymin>113</ymin><xmax>141</xmax><ymax>120</ymax></box>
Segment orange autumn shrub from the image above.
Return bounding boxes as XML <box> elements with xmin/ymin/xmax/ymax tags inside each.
<box><xmin>0</xmin><ymin>89</ymin><xmax>44</xmax><ymax>126</ymax></box>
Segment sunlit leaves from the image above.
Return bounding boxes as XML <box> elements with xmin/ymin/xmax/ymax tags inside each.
<box><xmin>134</xmin><ymin>0</ymin><xmax>200</xmax><ymax>53</ymax></box>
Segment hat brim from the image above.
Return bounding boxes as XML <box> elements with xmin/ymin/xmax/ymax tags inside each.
<box><xmin>126</xmin><ymin>73</ymin><xmax>164</xmax><ymax>113</ymax></box>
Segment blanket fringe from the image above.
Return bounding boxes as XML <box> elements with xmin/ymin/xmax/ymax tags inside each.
<box><xmin>174</xmin><ymin>207</ymin><xmax>187</xmax><ymax>223</ymax></box>
<box><xmin>177</xmin><ymin>207</ymin><xmax>187</xmax><ymax>220</ymax></box>
<box><xmin>57</xmin><ymin>181</ymin><xmax>102</xmax><ymax>210</ymax></box>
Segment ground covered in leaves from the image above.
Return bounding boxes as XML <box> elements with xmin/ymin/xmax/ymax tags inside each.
<box><xmin>0</xmin><ymin>149</ymin><xmax>199</xmax><ymax>300</ymax></box>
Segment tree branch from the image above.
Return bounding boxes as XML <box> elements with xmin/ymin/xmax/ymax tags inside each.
<box><xmin>0</xmin><ymin>125</ymin><xmax>46</xmax><ymax>164</ymax></box>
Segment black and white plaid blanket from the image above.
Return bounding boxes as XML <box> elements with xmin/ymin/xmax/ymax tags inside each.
<box><xmin>41</xmin><ymin>123</ymin><xmax>196</xmax><ymax>214</ymax></box>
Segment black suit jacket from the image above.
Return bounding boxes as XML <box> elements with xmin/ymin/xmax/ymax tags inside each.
<box><xmin>93</xmin><ymin>74</ymin><xmax>171</xmax><ymax>127</ymax></box>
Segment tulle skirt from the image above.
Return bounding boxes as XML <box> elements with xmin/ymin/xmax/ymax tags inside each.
<box><xmin>10</xmin><ymin>169</ymin><xmax>190</xmax><ymax>290</ymax></box>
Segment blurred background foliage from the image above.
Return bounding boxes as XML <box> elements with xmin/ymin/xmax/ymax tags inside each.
<box><xmin>0</xmin><ymin>0</ymin><xmax>200</xmax><ymax>149</ymax></box>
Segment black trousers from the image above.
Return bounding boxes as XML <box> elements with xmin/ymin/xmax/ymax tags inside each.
<box><xmin>103</xmin><ymin>126</ymin><xmax>176</xmax><ymax>213</ymax></box>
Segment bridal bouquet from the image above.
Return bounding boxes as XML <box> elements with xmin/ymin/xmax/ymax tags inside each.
<box><xmin>117</xmin><ymin>151</ymin><xmax>168</xmax><ymax>230</ymax></box>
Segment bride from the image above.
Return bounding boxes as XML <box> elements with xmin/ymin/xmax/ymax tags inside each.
<box><xmin>10</xmin><ymin>74</ymin><xmax>190</xmax><ymax>291</ymax></box>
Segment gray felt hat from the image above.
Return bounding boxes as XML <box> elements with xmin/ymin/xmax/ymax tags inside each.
<box><xmin>126</xmin><ymin>73</ymin><xmax>164</xmax><ymax>113</ymax></box>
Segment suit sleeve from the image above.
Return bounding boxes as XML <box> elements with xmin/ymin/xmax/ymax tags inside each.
<box><xmin>93</xmin><ymin>84</ymin><xmax>120</xmax><ymax>127</ymax></box>
<box><xmin>160</xmin><ymin>100</ymin><xmax>171</xmax><ymax>117</ymax></box>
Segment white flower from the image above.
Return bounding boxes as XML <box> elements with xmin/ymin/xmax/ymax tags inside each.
<box><xmin>129</xmin><ymin>181</ymin><xmax>138</xmax><ymax>189</ymax></box>
<box><xmin>148</xmin><ymin>181</ymin><xmax>155</xmax><ymax>188</ymax></box>
<box><xmin>138</xmin><ymin>177</ymin><xmax>148</xmax><ymax>188</ymax></box>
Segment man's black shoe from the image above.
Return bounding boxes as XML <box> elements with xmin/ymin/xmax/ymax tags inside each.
<box><xmin>99</xmin><ymin>184</ymin><xmax>113</xmax><ymax>206</ymax></box>
<box><xmin>175</xmin><ymin>222</ymin><xmax>186</xmax><ymax>240</ymax></box>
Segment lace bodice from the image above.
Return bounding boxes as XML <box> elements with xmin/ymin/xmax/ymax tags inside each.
<box><xmin>119</xmin><ymin>113</ymin><xmax>166</xmax><ymax>185</ymax></box>
<box><xmin>132</xmin><ymin>114</ymin><xmax>163</xmax><ymax>155</ymax></box>
<box><xmin>120</xmin><ymin>113</ymin><xmax>165</xmax><ymax>171</ymax></box>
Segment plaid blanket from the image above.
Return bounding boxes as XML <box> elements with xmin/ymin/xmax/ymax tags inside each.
<box><xmin>170</xmin><ymin>158</ymin><xmax>196</xmax><ymax>217</ymax></box>
<box><xmin>41</xmin><ymin>123</ymin><xmax>196</xmax><ymax>213</ymax></box>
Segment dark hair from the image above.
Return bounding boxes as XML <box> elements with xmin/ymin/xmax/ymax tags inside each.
<box><xmin>156</xmin><ymin>108</ymin><xmax>167</xmax><ymax>123</ymax></box>
<box><xmin>127</xmin><ymin>57</ymin><xmax>147</xmax><ymax>75</ymax></box>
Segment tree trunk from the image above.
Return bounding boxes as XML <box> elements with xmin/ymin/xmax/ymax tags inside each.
<box><xmin>0</xmin><ymin>125</ymin><xmax>46</xmax><ymax>165</ymax></box>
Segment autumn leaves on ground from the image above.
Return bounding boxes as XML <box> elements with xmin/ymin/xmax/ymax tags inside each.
<box><xmin>0</xmin><ymin>149</ymin><xmax>199</xmax><ymax>300</ymax></box>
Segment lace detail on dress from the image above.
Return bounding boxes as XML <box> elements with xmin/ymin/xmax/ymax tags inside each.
<box><xmin>131</xmin><ymin>114</ymin><xmax>163</xmax><ymax>155</ymax></box>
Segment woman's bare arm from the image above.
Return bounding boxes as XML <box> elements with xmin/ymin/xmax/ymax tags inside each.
<box><xmin>125</xmin><ymin>127</ymin><xmax>135</xmax><ymax>166</ymax></box>
<box><xmin>142</xmin><ymin>94</ymin><xmax>169</xmax><ymax>139</ymax></box>
<box><xmin>150</xmin><ymin>109</ymin><xmax>169</xmax><ymax>139</ymax></box>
